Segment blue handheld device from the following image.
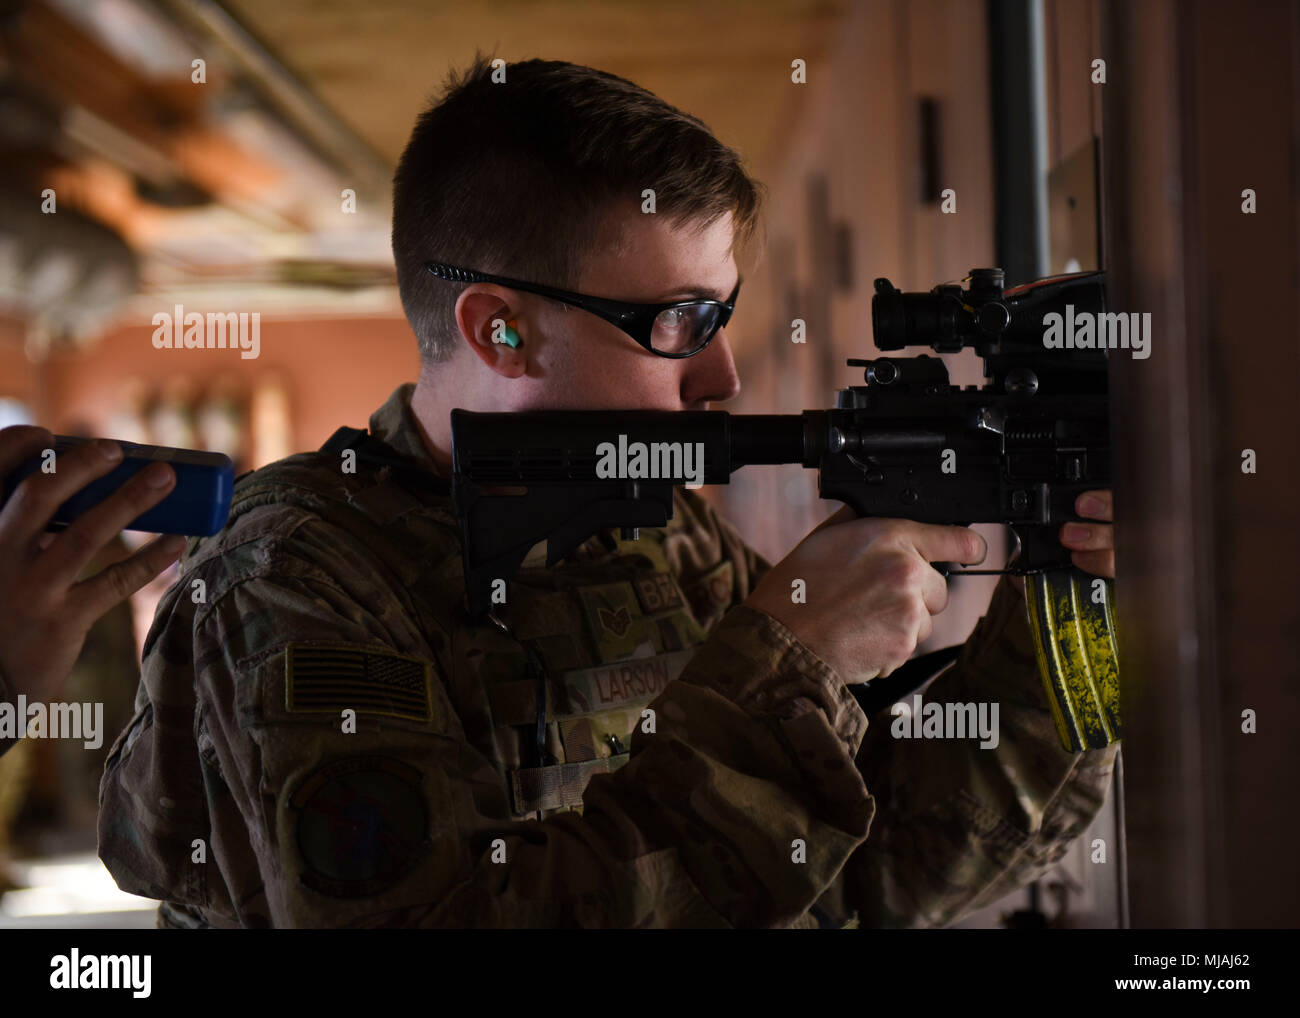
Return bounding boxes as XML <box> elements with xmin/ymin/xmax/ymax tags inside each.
<box><xmin>2</xmin><ymin>436</ymin><xmax>235</xmax><ymax>536</ymax></box>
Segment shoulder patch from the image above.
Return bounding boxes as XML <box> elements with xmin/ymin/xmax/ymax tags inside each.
<box><xmin>291</xmin><ymin>755</ymin><xmax>429</xmax><ymax>897</ymax></box>
<box><xmin>286</xmin><ymin>643</ymin><xmax>434</xmax><ymax>723</ymax></box>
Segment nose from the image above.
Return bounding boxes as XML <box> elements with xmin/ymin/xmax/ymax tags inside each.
<box><xmin>680</xmin><ymin>326</ymin><xmax>741</xmax><ymax>407</ymax></box>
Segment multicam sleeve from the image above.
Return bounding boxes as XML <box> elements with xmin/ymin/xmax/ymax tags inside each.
<box><xmin>574</xmin><ymin>603</ymin><xmax>874</xmax><ymax>927</ymax></box>
<box><xmin>103</xmin><ymin>523</ymin><xmax>873</xmax><ymax>928</ymax></box>
<box><xmin>676</xmin><ymin>494</ymin><xmax>1118</xmax><ymax>927</ymax></box>
<box><xmin>844</xmin><ymin>575</ymin><xmax>1120</xmax><ymax>927</ymax></box>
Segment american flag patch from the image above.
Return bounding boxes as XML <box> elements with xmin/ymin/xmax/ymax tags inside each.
<box><xmin>285</xmin><ymin>644</ymin><xmax>434</xmax><ymax>723</ymax></box>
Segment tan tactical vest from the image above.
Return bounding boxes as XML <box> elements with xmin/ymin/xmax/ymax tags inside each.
<box><xmin>226</xmin><ymin>438</ymin><xmax>730</xmax><ymax>826</ymax></box>
<box><xmin>478</xmin><ymin>528</ymin><xmax>720</xmax><ymax>819</ymax></box>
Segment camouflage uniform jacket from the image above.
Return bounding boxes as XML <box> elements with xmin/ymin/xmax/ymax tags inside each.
<box><xmin>97</xmin><ymin>384</ymin><xmax>1119</xmax><ymax>928</ymax></box>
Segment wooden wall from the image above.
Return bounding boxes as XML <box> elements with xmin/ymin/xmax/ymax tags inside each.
<box><xmin>1103</xmin><ymin>0</ymin><xmax>1300</xmax><ymax>928</ymax></box>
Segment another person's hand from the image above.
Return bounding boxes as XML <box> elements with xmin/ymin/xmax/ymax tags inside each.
<box><xmin>746</xmin><ymin>507</ymin><xmax>987</xmax><ymax>684</ymax></box>
<box><xmin>0</xmin><ymin>425</ymin><xmax>185</xmax><ymax>705</ymax></box>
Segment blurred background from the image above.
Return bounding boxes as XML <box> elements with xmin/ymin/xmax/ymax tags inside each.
<box><xmin>0</xmin><ymin>0</ymin><xmax>1296</xmax><ymax>929</ymax></box>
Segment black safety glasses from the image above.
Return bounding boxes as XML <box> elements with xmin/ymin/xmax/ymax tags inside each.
<box><xmin>424</xmin><ymin>261</ymin><xmax>740</xmax><ymax>358</ymax></box>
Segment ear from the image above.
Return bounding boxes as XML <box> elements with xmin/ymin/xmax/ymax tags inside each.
<box><xmin>455</xmin><ymin>284</ymin><xmax>528</xmax><ymax>379</ymax></box>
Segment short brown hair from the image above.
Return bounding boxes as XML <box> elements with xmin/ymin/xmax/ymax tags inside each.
<box><xmin>392</xmin><ymin>54</ymin><xmax>764</xmax><ymax>363</ymax></box>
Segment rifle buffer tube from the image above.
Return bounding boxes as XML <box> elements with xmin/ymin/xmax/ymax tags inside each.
<box><xmin>733</xmin><ymin>412</ymin><xmax>949</xmax><ymax>468</ymax></box>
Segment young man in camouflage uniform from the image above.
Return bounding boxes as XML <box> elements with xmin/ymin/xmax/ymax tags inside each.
<box><xmin>93</xmin><ymin>57</ymin><xmax>1120</xmax><ymax>928</ymax></box>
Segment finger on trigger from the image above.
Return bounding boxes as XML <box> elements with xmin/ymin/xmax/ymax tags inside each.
<box><xmin>954</xmin><ymin>526</ymin><xmax>987</xmax><ymax>565</ymax></box>
<box><xmin>910</xmin><ymin>523</ymin><xmax>986</xmax><ymax>566</ymax></box>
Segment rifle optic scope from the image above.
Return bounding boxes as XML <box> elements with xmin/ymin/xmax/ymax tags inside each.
<box><xmin>871</xmin><ymin>267</ymin><xmax>1012</xmax><ymax>353</ymax></box>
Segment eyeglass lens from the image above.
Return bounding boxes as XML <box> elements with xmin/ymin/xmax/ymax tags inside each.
<box><xmin>650</xmin><ymin>302</ymin><xmax>724</xmax><ymax>355</ymax></box>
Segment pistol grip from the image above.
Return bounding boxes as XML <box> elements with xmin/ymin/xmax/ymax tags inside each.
<box><xmin>1023</xmin><ymin>567</ymin><xmax>1122</xmax><ymax>752</ymax></box>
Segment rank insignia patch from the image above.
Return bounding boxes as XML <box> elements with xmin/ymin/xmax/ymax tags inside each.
<box><xmin>577</xmin><ymin>582</ymin><xmax>661</xmax><ymax>662</ymax></box>
<box><xmin>285</xmin><ymin>644</ymin><xmax>433</xmax><ymax>722</ymax></box>
<box><xmin>598</xmin><ymin>605</ymin><xmax>631</xmax><ymax>637</ymax></box>
<box><xmin>291</xmin><ymin>755</ymin><xmax>429</xmax><ymax>897</ymax></box>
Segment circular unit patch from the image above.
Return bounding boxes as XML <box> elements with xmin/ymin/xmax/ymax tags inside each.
<box><xmin>291</xmin><ymin>755</ymin><xmax>429</xmax><ymax>898</ymax></box>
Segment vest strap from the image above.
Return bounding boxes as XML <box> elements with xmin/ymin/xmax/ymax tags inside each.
<box><xmin>509</xmin><ymin>753</ymin><xmax>630</xmax><ymax>815</ymax></box>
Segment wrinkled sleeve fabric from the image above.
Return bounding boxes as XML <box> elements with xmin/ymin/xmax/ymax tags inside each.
<box><xmin>698</xmin><ymin>496</ymin><xmax>1117</xmax><ymax>927</ymax></box>
<box><xmin>845</xmin><ymin>575</ymin><xmax>1120</xmax><ymax>927</ymax></box>
<box><xmin>99</xmin><ymin>510</ymin><xmax>874</xmax><ymax>928</ymax></box>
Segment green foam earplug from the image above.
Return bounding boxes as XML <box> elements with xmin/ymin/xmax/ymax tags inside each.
<box><xmin>501</xmin><ymin>319</ymin><xmax>521</xmax><ymax>348</ymax></box>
